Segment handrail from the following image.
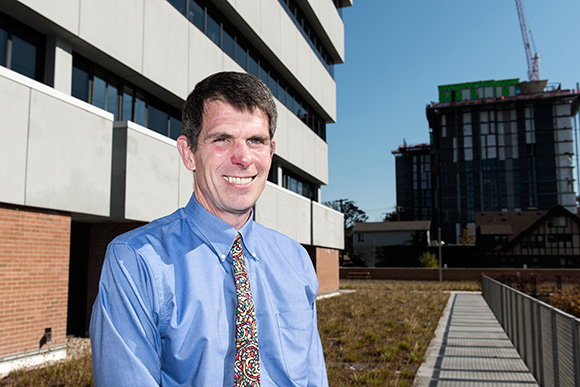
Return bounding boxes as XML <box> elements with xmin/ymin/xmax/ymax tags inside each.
<box><xmin>482</xmin><ymin>274</ymin><xmax>580</xmax><ymax>386</ymax></box>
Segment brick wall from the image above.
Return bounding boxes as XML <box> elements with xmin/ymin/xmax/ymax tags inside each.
<box><xmin>0</xmin><ymin>206</ymin><xmax>71</xmax><ymax>358</ymax></box>
<box><xmin>305</xmin><ymin>246</ymin><xmax>339</xmax><ymax>295</ymax></box>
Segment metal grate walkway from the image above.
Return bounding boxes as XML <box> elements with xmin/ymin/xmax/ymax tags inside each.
<box><xmin>414</xmin><ymin>292</ymin><xmax>540</xmax><ymax>386</ymax></box>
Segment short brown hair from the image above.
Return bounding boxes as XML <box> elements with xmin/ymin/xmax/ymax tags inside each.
<box><xmin>182</xmin><ymin>72</ymin><xmax>277</xmax><ymax>152</ymax></box>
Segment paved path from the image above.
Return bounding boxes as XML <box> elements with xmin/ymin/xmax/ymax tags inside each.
<box><xmin>414</xmin><ymin>292</ymin><xmax>540</xmax><ymax>387</ymax></box>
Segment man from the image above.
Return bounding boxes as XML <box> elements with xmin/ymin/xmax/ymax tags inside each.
<box><xmin>90</xmin><ymin>72</ymin><xmax>328</xmax><ymax>386</ymax></box>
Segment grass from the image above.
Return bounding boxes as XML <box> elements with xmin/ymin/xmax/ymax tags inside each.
<box><xmin>318</xmin><ymin>280</ymin><xmax>480</xmax><ymax>386</ymax></box>
<box><xmin>0</xmin><ymin>280</ymin><xmax>480</xmax><ymax>386</ymax></box>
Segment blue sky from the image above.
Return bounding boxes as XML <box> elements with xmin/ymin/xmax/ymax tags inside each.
<box><xmin>321</xmin><ymin>0</ymin><xmax>580</xmax><ymax>221</ymax></box>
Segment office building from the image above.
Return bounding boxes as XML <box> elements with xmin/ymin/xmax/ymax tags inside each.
<box><xmin>0</xmin><ymin>0</ymin><xmax>348</xmax><ymax>373</ymax></box>
<box><xmin>395</xmin><ymin>79</ymin><xmax>580</xmax><ymax>244</ymax></box>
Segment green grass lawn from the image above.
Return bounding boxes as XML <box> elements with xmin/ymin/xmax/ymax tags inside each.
<box><xmin>0</xmin><ymin>280</ymin><xmax>480</xmax><ymax>387</ymax></box>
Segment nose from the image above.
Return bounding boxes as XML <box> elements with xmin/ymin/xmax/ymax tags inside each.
<box><xmin>231</xmin><ymin>141</ymin><xmax>252</xmax><ymax>168</ymax></box>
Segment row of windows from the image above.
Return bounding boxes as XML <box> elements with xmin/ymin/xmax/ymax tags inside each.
<box><xmin>277</xmin><ymin>0</ymin><xmax>335</xmax><ymax>76</ymax></box>
<box><xmin>167</xmin><ymin>0</ymin><xmax>327</xmax><ymax>140</ymax></box>
<box><xmin>0</xmin><ymin>11</ymin><xmax>44</xmax><ymax>82</ymax></box>
<box><xmin>521</xmin><ymin>234</ymin><xmax>574</xmax><ymax>249</ymax></box>
<box><xmin>72</xmin><ymin>54</ymin><xmax>182</xmax><ymax>139</ymax></box>
<box><xmin>282</xmin><ymin>168</ymin><xmax>316</xmax><ymax>200</ymax></box>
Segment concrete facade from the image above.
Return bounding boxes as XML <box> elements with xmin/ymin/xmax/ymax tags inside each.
<box><xmin>0</xmin><ymin>0</ymin><xmax>347</xmax><ymax>373</ymax></box>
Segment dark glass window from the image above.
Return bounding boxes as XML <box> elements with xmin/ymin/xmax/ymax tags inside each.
<box><xmin>0</xmin><ymin>27</ymin><xmax>7</xmax><ymax>66</ymax></box>
<box><xmin>11</xmin><ymin>36</ymin><xmax>36</xmax><ymax>78</ymax></box>
<box><xmin>168</xmin><ymin>0</ymin><xmax>186</xmax><ymax>14</ymax></box>
<box><xmin>282</xmin><ymin>168</ymin><xmax>316</xmax><ymax>200</ymax></box>
<box><xmin>122</xmin><ymin>88</ymin><xmax>133</xmax><ymax>121</ymax></box>
<box><xmin>169</xmin><ymin>114</ymin><xmax>182</xmax><ymax>140</ymax></box>
<box><xmin>135</xmin><ymin>93</ymin><xmax>146</xmax><ymax>127</ymax></box>
<box><xmin>0</xmin><ymin>13</ymin><xmax>45</xmax><ymax>82</ymax></box>
<box><xmin>107</xmin><ymin>83</ymin><xmax>118</xmax><ymax>120</ymax></box>
<box><xmin>148</xmin><ymin>103</ymin><xmax>169</xmax><ymax>136</ymax></box>
<box><xmin>73</xmin><ymin>53</ymin><xmax>181</xmax><ymax>136</ymax></box>
<box><xmin>222</xmin><ymin>24</ymin><xmax>235</xmax><ymax>59</ymax></box>
<box><xmin>235</xmin><ymin>40</ymin><xmax>247</xmax><ymax>69</ymax></box>
<box><xmin>92</xmin><ymin>75</ymin><xmax>107</xmax><ymax>110</ymax></box>
<box><xmin>206</xmin><ymin>10</ymin><xmax>220</xmax><ymax>46</ymax></box>
<box><xmin>258</xmin><ymin>63</ymin><xmax>268</xmax><ymax>86</ymax></box>
<box><xmin>248</xmin><ymin>54</ymin><xmax>258</xmax><ymax>77</ymax></box>
<box><xmin>188</xmin><ymin>0</ymin><xmax>204</xmax><ymax>30</ymax></box>
<box><xmin>71</xmin><ymin>60</ymin><xmax>90</xmax><ymax>102</ymax></box>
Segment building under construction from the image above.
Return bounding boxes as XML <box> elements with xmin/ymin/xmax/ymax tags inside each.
<box><xmin>394</xmin><ymin>78</ymin><xmax>580</xmax><ymax>244</ymax></box>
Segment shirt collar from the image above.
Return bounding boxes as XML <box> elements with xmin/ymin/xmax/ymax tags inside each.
<box><xmin>184</xmin><ymin>194</ymin><xmax>260</xmax><ymax>262</ymax></box>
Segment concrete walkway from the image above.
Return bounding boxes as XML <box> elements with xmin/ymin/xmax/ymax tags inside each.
<box><xmin>414</xmin><ymin>292</ymin><xmax>540</xmax><ymax>387</ymax></box>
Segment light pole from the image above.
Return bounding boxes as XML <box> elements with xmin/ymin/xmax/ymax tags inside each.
<box><xmin>438</xmin><ymin>228</ymin><xmax>442</xmax><ymax>282</ymax></box>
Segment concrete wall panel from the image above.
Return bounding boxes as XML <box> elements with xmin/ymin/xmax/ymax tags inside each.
<box><xmin>79</xmin><ymin>0</ymin><xmax>145</xmax><ymax>73</ymax></box>
<box><xmin>26</xmin><ymin>88</ymin><xmax>113</xmax><ymax>216</ymax></box>
<box><xmin>274</xmin><ymin>109</ymin><xmax>328</xmax><ymax>185</ymax></box>
<box><xmin>143</xmin><ymin>0</ymin><xmax>190</xmax><ymax>98</ymax></box>
<box><xmin>188</xmin><ymin>26</ymin><xmax>225</xmax><ymax>92</ymax></box>
<box><xmin>304</xmin><ymin>0</ymin><xmax>345</xmax><ymax>61</ymax></box>
<box><xmin>312</xmin><ymin>201</ymin><xmax>344</xmax><ymax>249</ymax></box>
<box><xmin>255</xmin><ymin>183</ymin><xmax>310</xmax><ymax>245</ymax></box>
<box><xmin>259</xmin><ymin>0</ymin><xmax>282</xmax><ymax>57</ymax></box>
<box><xmin>123</xmin><ymin>123</ymin><xmax>181</xmax><ymax>222</ymax></box>
<box><xmin>0</xmin><ymin>71</ymin><xmax>30</xmax><ymax>205</ymax></box>
<box><xmin>17</xmin><ymin>0</ymin><xmax>80</xmax><ymax>35</ymax></box>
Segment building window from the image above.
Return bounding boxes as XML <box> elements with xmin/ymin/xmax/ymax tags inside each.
<box><xmin>166</xmin><ymin>0</ymin><xmax>327</xmax><ymax>141</ymax></box>
<box><xmin>72</xmin><ymin>54</ymin><xmax>182</xmax><ymax>139</ymax></box>
<box><xmin>529</xmin><ymin>235</ymin><xmax>545</xmax><ymax>248</ymax></box>
<box><xmin>282</xmin><ymin>168</ymin><xmax>317</xmax><ymax>200</ymax></box>
<box><xmin>0</xmin><ymin>11</ymin><xmax>45</xmax><ymax>82</ymax></box>
<box><xmin>277</xmin><ymin>0</ymin><xmax>335</xmax><ymax>77</ymax></box>
<box><xmin>356</xmin><ymin>233</ymin><xmax>365</xmax><ymax>242</ymax></box>
<box><xmin>493</xmin><ymin>235</ymin><xmax>508</xmax><ymax>244</ymax></box>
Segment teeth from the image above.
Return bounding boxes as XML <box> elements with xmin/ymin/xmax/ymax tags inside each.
<box><xmin>224</xmin><ymin>176</ymin><xmax>253</xmax><ymax>185</ymax></box>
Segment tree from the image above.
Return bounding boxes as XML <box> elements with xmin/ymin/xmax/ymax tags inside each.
<box><xmin>324</xmin><ymin>199</ymin><xmax>368</xmax><ymax>266</ymax></box>
<box><xmin>383</xmin><ymin>206</ymin><xmax>409</xmax><ymax>222</ymax></box>
<box><xmin>323</xmin><ymin>199</ymin><xmax>368</xmax><ymax>230</ymax></box>
<box><xmin>459</xmin><ymin>226</ymin><xmax>476</xmax><ymax>245</ymax></box>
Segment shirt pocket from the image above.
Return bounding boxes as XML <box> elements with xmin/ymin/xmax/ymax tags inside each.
<box><xmin>276</xmin><ymin>309</ymin><xmax>313</xmax><ymax>382</ymax></box>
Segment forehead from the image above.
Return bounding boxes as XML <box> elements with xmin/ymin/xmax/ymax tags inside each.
<box><xmin>201</xmin><ymin>100</ymin><xmax>269</xmax><ymax>133</ymax></box>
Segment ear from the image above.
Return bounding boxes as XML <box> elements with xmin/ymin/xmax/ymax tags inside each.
<box><xmin>270</xmin><ymin>140</ymin><xmax>276</xmax><ymax>157</ymax></box>
<box><xmin>177</xmin><ymin>135</ymin><xmax>196</xmax><ymax>171</ymax></box>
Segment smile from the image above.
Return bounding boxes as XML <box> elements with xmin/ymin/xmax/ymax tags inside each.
<box><xmin>223</xmin><ymin>176</ymin><xmax>255</xmax><ymax>185</ymax></box>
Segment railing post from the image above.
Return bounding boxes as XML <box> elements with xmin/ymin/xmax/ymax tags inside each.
<box><xmin>552</xmin><ymin>309</ymin><xmax>559</xmax><ymax>387</ymax></box>
<box><xmin>574</xmin><ymin>320</ymin><xmax>580</xmax><ymax>387</ymax></box>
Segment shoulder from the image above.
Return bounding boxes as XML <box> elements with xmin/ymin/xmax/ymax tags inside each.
<box><xmin>111</xmin><ymin>208</ymin><xmax>187</xmax><ymax>249</ymax></box>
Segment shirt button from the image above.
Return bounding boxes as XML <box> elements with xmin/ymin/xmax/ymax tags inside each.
<box><xmin>220</xmin><ymin>254</ymin><xmax>226</xmax><ymax>259</ymax></box>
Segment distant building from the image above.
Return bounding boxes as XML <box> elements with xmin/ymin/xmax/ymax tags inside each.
<box><xmin>0</xmin><ymin>0</ymin><xmax>349</xmax><ymax>374</ymax></box>
<box><xmin>476</xmin><ymin>206</ymin><xmax>580</xmax><ymax>268</ymax></box>
<box><xmin>353</xmin><ymin>221</ymin><xmax>431</xmax><ymax>267</ymax></box>
<box><xmin>392</xmin><ymin>143</ymin><xmax>433</xmax><ymax>222</ymax></box>
<box><xmin>395</xmin><ymin>79</ymin><xmax>580</xmax><ymax>244</ymax></box>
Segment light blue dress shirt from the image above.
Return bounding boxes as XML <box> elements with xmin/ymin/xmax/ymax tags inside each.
<box><xmin>90</xmin><ymin>194</ymin><xmax>328</xmax><ymax>387</ymax></box>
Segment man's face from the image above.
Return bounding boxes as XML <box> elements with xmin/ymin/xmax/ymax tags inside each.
<box><xmin>180</xmin><ymin>99</ymin><xmax>275</xmax><ymax>228</ymax></box>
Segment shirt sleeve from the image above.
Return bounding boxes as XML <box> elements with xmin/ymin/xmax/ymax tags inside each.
<box><xmin>308</xmin><ymin>302</ymin><xmax>329</xmax><ymax>387</ymax></box>
<box><xmin>89</xmin><ymin>242</ymin><xmax>164</xmax><ymax>387</ymax></box>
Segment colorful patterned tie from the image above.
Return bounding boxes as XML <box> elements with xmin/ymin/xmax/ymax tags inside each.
<box><xmin>232</xmin><ymin>233</ymin><xmax>260</xmax><ymax>386</ymax></box>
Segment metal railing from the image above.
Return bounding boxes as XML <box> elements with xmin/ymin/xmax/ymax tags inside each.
<box><xmin>482</xmin><ymin>275</ymin><xmax>580</xmax><ymax>387</ymax></box>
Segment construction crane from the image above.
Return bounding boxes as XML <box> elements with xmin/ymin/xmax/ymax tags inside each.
<box><xmin>515</xmin><ymin>0</ymin><xmax>541</xmax><ymax>81</ymax></box>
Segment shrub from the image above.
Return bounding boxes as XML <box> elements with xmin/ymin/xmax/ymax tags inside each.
<box><xmin>548</xmin><ymin>288</ymin><xmax>580</xmax><ymax>318</ymax></box>
<box><xmin>419</xmin><ymin>251</ymin><xmax>438</xmax><ymax>268</ymax></box>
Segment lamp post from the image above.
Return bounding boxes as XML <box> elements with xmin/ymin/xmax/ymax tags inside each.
<box><xmin>438</xmin><ymin>228</ymin><xmax>442</xmax><ymax>282</ymax></box>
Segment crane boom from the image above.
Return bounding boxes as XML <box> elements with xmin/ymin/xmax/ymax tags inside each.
<box><xmin>515</xmin><ymin>0</ymin><xmax>540</xmax><ymax>81</ymax></box>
